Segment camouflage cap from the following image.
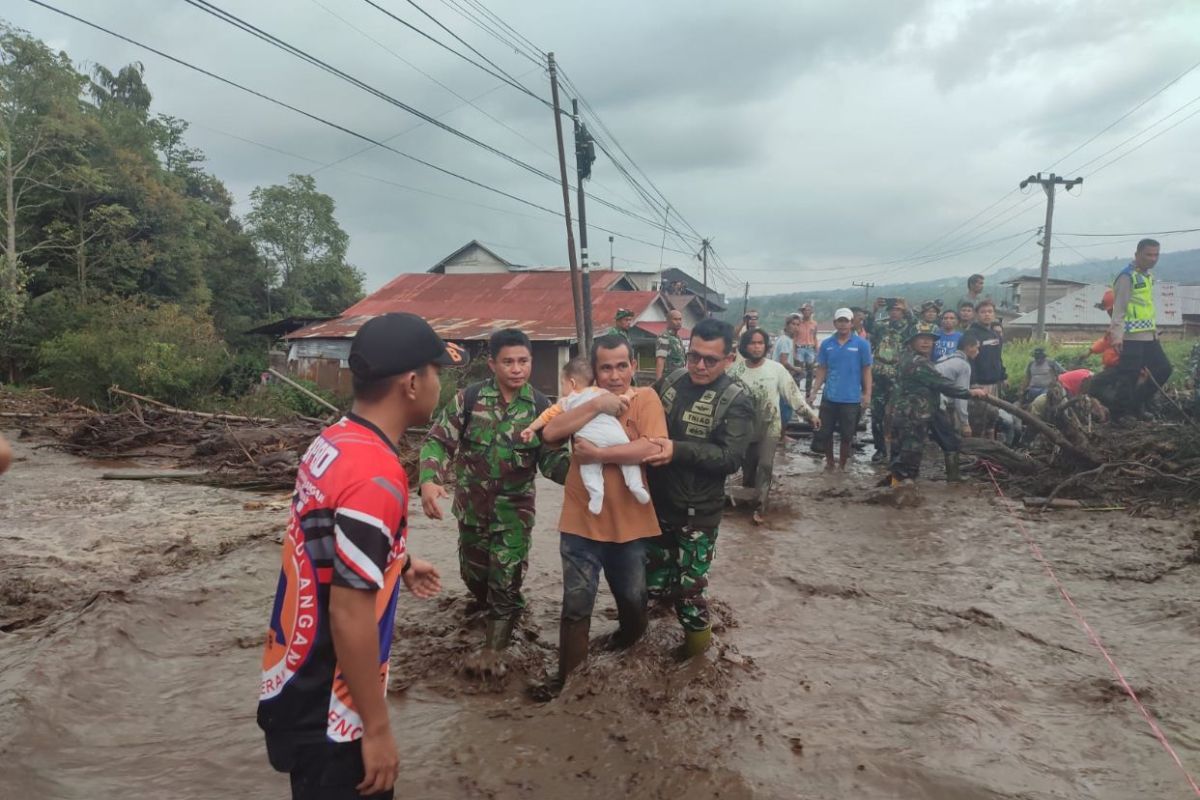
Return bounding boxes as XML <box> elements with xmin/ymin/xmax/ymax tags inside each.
<box><xmin>905</xmin><ymin>327</ymin><xmax>938</xmax><ymax>344</ymax></box>
<box><xmin>615</xmin><ymin>308</ymin><xmax>635</xmax><ymax>320</ymax></box>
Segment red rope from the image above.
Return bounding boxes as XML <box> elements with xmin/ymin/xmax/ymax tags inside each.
<box><xmin>982</xmin><ymin>462</ymin><xmax>1200</xmax><ymax>796</ymax></box>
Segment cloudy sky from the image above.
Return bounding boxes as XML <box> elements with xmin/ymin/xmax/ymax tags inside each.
<box><xmin>8</xmin><ymin>0</ymin><xmax>1200</xmax><ymax>294</ymax></box>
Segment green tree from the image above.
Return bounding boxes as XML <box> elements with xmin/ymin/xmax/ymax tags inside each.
<box><xmin>246</xmin><ymin>173</ymin><xmax>362</xmax><ymax>316</ymax></box>
<box><xmin>0</xmin><ymin>24</ymin><xmax>89</xmax><ymax>330</ymax></box>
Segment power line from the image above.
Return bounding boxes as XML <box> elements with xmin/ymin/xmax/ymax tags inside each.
<box><xmin>179</xmin><ymin>0</ymin><xmax>561</xmax><ymax>182</ymax></box>
<box><xmin>25</xmin><ymin>0</ymin><xmax>695</xmax><ymax>256</ymax></box>
<box><xmin>306</xmin><ymin>0</ymin><xmax>553</xmax><ymax>166</ymax></box>
<box><xmin>180</xmin><ymin>0</ymin><xmax>689</xmax><ymax>240</ymax></box>
<box><xmin>436</xmin><ymin>0</ymin><xmax>543</xmax><ymax>67</ymax></box>
<box><xmin>355</xmin><ymin>0</ymin><xmax>549</xmax><ymax>106</ymax></box>
<box><xmin>1082</xmin><ymin>103</ymin><xmax>1200</xmax><ymax>178</ymax></box>
<box><xmin>738</xmin><ymin>229</ymin><xmax>1039</xmax><ymax>287</ymax></box>
<box><xmin>393</xmin><ymin>0</ymin><xmax>539</xmax><ymax>97</ymax></box>
<box><xmin>1043</xmin><ymin>55</ymin><xmax>1200</xmax><ymax>172</ymax></box>
<box><xmin>1063</xmin><ymin>89</ymin><xmax>1200</xmax><ymax>176</ymax></box>
<box><xmin>1058</xmin><ymin>226</ymin><xmax>1200</xmax><ymax>237</ymax></box>
<box><xmin>459</xmin><ymin>0</ymin><xmax>546</xmax><ymax>62</ymax></box>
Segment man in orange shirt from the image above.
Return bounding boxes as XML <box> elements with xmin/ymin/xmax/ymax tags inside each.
<box><xmin>794</xmin><ymin>302</ymin><xmax>820</xmax><ymax>396</ymax></box>
<box><xmin>543</xmin><ymin>334</ymin><xmax>669</xmax><ymax>686</ymax></box>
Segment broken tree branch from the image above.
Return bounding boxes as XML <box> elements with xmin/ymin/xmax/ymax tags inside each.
<box><xmin>981</xmin><ymin>394</ymin><xmax>1100</xmax><ymax>467</ymax></box>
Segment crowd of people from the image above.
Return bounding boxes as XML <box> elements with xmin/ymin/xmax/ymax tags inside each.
<box><xmin>733</xmin><ymin>239</ymin><xmax>1179</xmax><ymax>487</ymax></box>
<box><xmin>251</xmin><ymin>239</ymin><xmax>1186</xmax><ymax>799</ymax></box>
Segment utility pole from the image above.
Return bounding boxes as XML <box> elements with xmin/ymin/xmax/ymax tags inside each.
<box><xmin>741</xmin><ymin>282</ymin><xmax>750</xmax><ymax>317</ymax></box>
<box><xmin>852</xmin><ymin>280</ymin><xmax>875</xmax><ymax>307</ymax></box>
<box><xmin>548</xmin><ymin>53</ymin><xmax>585</xmax><ymax>349</ymax></box>
<box><xmin>700</xmin><ymin>238</ymin><xmax>711</xmax><ymax>317</ymax></box>
<box><xmin>573</xmin><ymin>98</ymin><xmax>596</xmax><ymax>350</ymax></box>
<box><xmin>1019</xmin><ymin>172</ymin><xmax>1082</xmax><ymax>340</ymax></box>
<box><xmin>608</xmin><ymin>235</ymin><xmax>614</xmax><ymax>269</ymax></box>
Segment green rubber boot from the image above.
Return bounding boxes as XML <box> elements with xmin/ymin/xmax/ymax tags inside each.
<box><xmin>678</xmin><ymin>627</ymin><xmax>712</xmax><ymax>660</ymax></box>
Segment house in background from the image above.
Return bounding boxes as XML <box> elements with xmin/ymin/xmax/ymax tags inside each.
<box><xmin>1005</xmin><ymin>281</ymin><xmax>1200</xmax><ymax>341</ymax></box>
<box><xmin>999</xmin><ymin>275</ymin><xmax>1088</xmax><ymax>314</ymax></box>
<box><xmin>284</xmin><ymin>241</ymin><xmax>715</xmax><ymax>395</ymax></box>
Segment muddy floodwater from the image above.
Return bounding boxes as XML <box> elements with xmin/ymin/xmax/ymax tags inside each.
<box><xmin>2</xmin><ymin>429</ymin><xmax>1199</xmax><ymax>799</ymax></box>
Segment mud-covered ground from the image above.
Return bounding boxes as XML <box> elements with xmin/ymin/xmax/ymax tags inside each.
<box><xmin>1</xmin><ymin>429</ymin><xmax>1199</xmax><ymax>799</ymax></box>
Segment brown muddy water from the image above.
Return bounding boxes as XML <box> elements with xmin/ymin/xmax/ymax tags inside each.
<box><xmin>2</xmin><ymin>429</ymin><xmax>1199</xmax><ymax>799</ymax></box>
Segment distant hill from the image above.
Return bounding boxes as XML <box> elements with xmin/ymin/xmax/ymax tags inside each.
<box><xmin>728</xmin><ymin>248</ymin><xmax>1200</xmax><ymax>330</ymax></box>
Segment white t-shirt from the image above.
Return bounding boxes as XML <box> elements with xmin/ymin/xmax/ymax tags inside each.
<box><xmin>728</xmin><ymin>358</ymin><xmax>812</xmax><ymax>439</ymax></box>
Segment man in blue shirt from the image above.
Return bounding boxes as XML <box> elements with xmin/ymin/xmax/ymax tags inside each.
<box><xmin>932</xmin><ymin>309</ymin><xmax>962</xmax><ymax>362</ymax></box>
<box><xmin>808</xmin><ymin>308</ymin><xmax>873</xmax><ymax>471</ymax></box>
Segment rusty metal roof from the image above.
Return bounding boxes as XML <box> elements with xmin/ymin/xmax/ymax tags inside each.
<box><xmin>286</xmin><ymin>271</ymin><xmax>662</xmax><ymax>342</ymax></box>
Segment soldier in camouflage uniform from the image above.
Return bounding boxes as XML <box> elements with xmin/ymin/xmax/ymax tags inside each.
<box><xmin>655</xmin><ymin>309</ymin><xmax>687</xmax><ymax>379</ymax></box>
<box><xmin>885</xmin><ymin>329</ymin><xmax>986</xmax><ymax>486</ymax></box>
<box><xmin>865</xmin><ymin>299</ymin><xmax>913</xmax><ymax>462</ymax></box>
<box><xmin>914</xmin><ymin>301</ymin><xmax>940</xmax><ymax>334</ymax></box>
<box><xmin>604</xmin><ymin>307</ymin><xmax>636</xmax><ymax>347</ymax></box>
<box><xmin>644</xmin><ymin>318</ymin><xmax>754</xmax><ymax>658</ymax></box>
<box><xmin>419</xmin><ymin>328</ymin><xmax>569</xmax><ymax>676</ymax></box>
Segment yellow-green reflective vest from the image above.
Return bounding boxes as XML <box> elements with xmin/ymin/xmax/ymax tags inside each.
<box><xmin>1115</xmin><ymin>265</ymin><xmax>1155</xmax><ymax>334</ymax></box>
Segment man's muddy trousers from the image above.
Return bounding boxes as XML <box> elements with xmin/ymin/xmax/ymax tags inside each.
<box><xmin>458</xmin><ymin>522</ymin><xmax>531</xmax><ymax>620</ymax></box>
<box><xmin>870</xmin><ymin>374</ymin><xmax>894</xmax><ymax>454</ymax></box>
<box><xmin>645</xmin><ymin>523</ymin><xmax>719</xmax><ymax>632</ymax></box>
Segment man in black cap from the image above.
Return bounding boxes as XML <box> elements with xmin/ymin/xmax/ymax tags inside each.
<box><xmin>259</xmin><ymin>313</ymin><xmax>458</xmax><ymax>800</ymax></box>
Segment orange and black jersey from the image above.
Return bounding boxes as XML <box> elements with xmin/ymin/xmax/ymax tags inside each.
<box><xmin>258</xmin><ymin>414</ymin><xmax>409</xmax><ymax>750</ymax></box>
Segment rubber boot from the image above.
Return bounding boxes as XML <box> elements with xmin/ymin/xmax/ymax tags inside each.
<box><xmin>613</xmin><ymin>599</ymin><xmax>648</xmax><ymax>649</ymax></box>
<box><xmin>944</xmin><ymin>452</ymin><xmax>962</xmax><ymax>483</ymax></box>
<box><xmin>557</xmin><ymin>618</ymin><xmax>591</xmax><ymax>682</ymax></box>
<box><xmin>485</xmin><ymin>617</ymin><xmax>514</xmax><ymax>650</ymax></box>
<box><xmin>677</xmin><ymin>627</ymin><xmax>712</xmax><ymax>660</ymax></box>
<box><xmin>463</xmin><ymin>618</ymin><xmax>514</xmax><ymax>678</ymax></box>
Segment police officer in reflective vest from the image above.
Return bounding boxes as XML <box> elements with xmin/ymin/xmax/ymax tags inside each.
<box><xmin>641</xmin><ymin>318</ymin><xmax>753</xmax><ymax>658</ymax></box>
<box><xmin>1107</xmin><ymin>238</ymin><xmax>1172</xmax><ymax>417</ymax></box>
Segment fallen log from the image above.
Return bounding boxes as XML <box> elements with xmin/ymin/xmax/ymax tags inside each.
<box><xmin>267</xmin><ymin>368</ymin><xmax>341</xmax><ymax>416</ymax></box>
<box><xmin>960</xmin><ymin>437</ymin><xmax>1041</xmax><ymax>473</ymax></box>
<box><xmin>981</xmin><ymin>394</ymin><xmax>1101</xmax><ymax>467</ymax></box>
<box><xmin>101</xmin><ymin>470</ymin><xmax>209</xmax><ymax>481</ymax></box>
<box><xmin>108</xmin><ymin>386</ymin><xmax>279</xmax><ymax>425</ymax></box>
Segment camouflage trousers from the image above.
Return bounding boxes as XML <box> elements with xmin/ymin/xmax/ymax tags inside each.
<box><xmin>458</xmin><ymin>522</ymin><xmax>531</xmax><ymax>621</ymax></box>
<box><xmin>644</xmin><ymin>523</ymin><xmax>719</xmax><ymax>632</ymax></box>
<box><xmin>870</xmin><ymin>373</ymin><xmax>895</xmax><ymax>454</ymax></box>
<box><xmin>889</xmin><ymin>411</ymin><xmax>959</xmax><ymax>480</ymax></box>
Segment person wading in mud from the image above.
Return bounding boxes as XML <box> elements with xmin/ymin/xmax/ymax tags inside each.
<box><xmin>642</xmin><ymin>318</ymin><xmax>754</xmax><ymax>657</ymax></box>
<box><xmin>808</xmin><ymin>308</ymin><xmax>872</xmax><ymax>472</ymax></box>
<box><xmin>419</xmin><ymin>329</ymin><xmax>569</xmax><ymax>678</ymax></box>
<box><xmin>883</xmin><ymin>329</ymin><xmax>986</xmax><ymax>487</ymax></box>
<box><xmin>0</xmin><ymin>432</ymin><xmax>11</xmax><ymax>475</ymax></box>
<box><xmin>728</xmin><ymin>328</ymin><xmax>819</xmax><ymax>525</ymax></box>
<box><xmin>541</xmin><ymin>334</ymin><xmax>669</xmax><ymax>689</ymax></box>
<box><xmin>258</xmin><ymin>313</ymin><xmax>449</xmax><ymax>800</ymax></box>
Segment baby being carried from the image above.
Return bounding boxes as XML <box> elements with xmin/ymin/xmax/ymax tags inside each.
<box><xmin>521</xmin><ymin>357</ymin><xmax>650</xmax><ymax>515</ymax></box>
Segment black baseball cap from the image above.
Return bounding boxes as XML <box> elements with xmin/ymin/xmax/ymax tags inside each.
<box><xmin>348</xmin><ymin>313</ymin><xmax>467</xmax><ymax>379</ymax></box>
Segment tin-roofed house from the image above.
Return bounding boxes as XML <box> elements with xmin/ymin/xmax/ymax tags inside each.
<box><xmin>283</xmin><ymin>242</ymin><xmax>684</xmax><ymax>396</ymax></box>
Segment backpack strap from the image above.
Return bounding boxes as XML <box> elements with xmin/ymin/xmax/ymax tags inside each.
<box><xmin>458</xmin><ymin>380</ymin><xmax>487</xmax><ymax>440</ymax></box>
<box><xmin>712</xmin><ymin>379</ymin><xmax>747</xmax><ymax>429</ymax></box>
<box><xmin>658</xmin><ymin>367</ymin><xmax>691</xmax><ymax>416</ymax></box>
<box><xmin>530</xmin><ymin>387</ymin><xmax>552</xmax><ymax>418</ymax></box>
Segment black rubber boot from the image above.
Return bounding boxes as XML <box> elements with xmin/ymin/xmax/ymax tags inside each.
<box><xmin>944</xmin><ymin>452</ymin><xmax>963</xmax><ymax>482</ymax></box>
<box><xmin>557</xmin><ymin>618</ymin><xmax>591</xmax><ymax>683</ymax></box>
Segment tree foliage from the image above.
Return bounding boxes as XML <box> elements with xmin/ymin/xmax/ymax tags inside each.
<box><xmin>247</xmin><ymin>173</ymin><xmax>363</xmax><ymax>316</ymax></box>
<box><xmin>0</xmin><ymin>24</ymin><xmax>363</xmax><ymax>402</ymax></box>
